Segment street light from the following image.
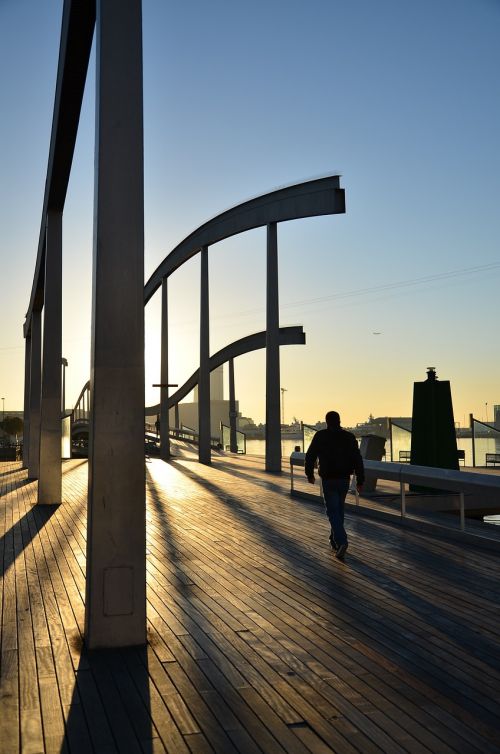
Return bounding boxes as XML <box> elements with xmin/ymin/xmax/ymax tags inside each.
<box><xmin>280</xmin><ymin>387</ymin><xmax>287</xmax><ymax>426</ymax></box>
<box><xmin>1</xmin><ymin>397</ymin><xmax>4</xmax><ymax>423</ymax></box>
<box><xmin>485</xmin><ymin>402</ymin><xmax>488</xmax><ymax>424</ymax></box>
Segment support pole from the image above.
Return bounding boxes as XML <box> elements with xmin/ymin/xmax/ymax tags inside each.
<box><xmin>86</xmin><ymin>0</ymin><xmax>146</xmax><ymax>649</ymax></box>
<box><xmin>174</xmin><ymin>403</ymin><xmax>179</xmax><ymax>430</ymax></box>
<box><xmin>265</xmin><ymin>222</ymin><xmax>281</xmax><ymax>472</ymax></box>
<box><xmin>160</xmin><ymin>277</ymin><xmax>170</xmax><ymax>460</ymax></box>
<box><xmin>39</xmin><ymin>211</ymin><xmax>63</xmax><ymax>504</ymax></box>
<box><xmin>28</xmin><ymin>310</ymin><xmax>42</xmax><ymax>480</ymax></box>
<box><xmin>199</xmin><ymin>246</ymin><xmax>211</xmax><ymax>464</ymax></box>
<box><xmin>23</xmin><ymin>334</ymin><xmax>31</xmax><ymax>469</ymax></box>
<box><xmin>470</xmin><ymin>413</ymin><xmax>476</xmax><ymax>468</ymax></box>
<box><xmin>229</xmin><ymin>357</ymin><xmax>237</xmax><ymax>453</ymax></box>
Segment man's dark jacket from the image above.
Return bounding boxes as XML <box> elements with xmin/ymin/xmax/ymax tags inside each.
<box><xmin>305</xmin><ymin>427</ymin><xmax>365</xmax><ymax>483</ymax></box>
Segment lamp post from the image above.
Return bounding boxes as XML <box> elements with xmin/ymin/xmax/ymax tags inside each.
<box><xmin>485</xmin><ymin>402</ymin><xmax>488</xmax><ymax>424</ymax></box>
<box><xmin>280</xmin><ymin>387</ymin><xmax>287</xmax><ymax>426</ymax></box>
<box><xmin>1</xmin><ymin>397</ymin><xmax>4</xmax><ymax>423</ymax></box>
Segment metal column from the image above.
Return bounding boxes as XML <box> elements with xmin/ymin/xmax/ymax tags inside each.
<box><xmin>160</xmin><ymin>277</ymin><xmax>170</xmax><ymax>459</ymax></box>
<box><xmin>86</xmin><ymin>0</ymin><xmax>146</xmax><ymax>649</ymax></box>
<box><xmin>39</xmin><ymin>211</ymin><xmax>63</xmax><ymax>504</ymax></box>
<box><xmin>23</xmin><ymin>333</ymin><xmax>31</xmax><ymax>469</ymax></box>
<box><xmin>28</xmin><ymin>310</ymin><xmax>42</xmax><ymax>480</ymax></box>
<box><xmin>229</xmin><ymin>358</ymin><xmax>237</xmax><ymax>452</ymax></box>
<box><xmin>198</xmin><ymin>245</ymin><xmax>211</xmax><ymax>464</ymax></box>
<box><xmin>265</xmin><ymin>222</ymin><xmax>281</xmax><ymax>472</ymax></box>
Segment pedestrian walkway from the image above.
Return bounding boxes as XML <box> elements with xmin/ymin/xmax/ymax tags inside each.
<box><xmin>1</xmin><ymin>454</ymin><xmax>500</xmax><ymax>753</ymax></box>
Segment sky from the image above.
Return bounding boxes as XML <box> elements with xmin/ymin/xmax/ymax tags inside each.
<box><xmin>1</xmin><ymin>0</ymin><xmax>499</xmax><ymax>428</ymax></box>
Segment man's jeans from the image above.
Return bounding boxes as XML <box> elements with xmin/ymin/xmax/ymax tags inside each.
<box><xmin>321</xmin><ymin>478</ymin><xmax>350</xmax><ymax>547</ymax></box>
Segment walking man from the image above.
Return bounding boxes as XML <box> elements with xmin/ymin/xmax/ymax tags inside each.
<box><xmin>305</xmin><ymin>410</ymin><xmax>364</xmax><ymax>560</ymax></box>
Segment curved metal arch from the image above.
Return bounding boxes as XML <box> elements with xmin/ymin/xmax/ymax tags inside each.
<box><xmin>144</xmin><ymin>176</ymin><xmax>344</xmax><ymax>305</ymax></box>
<box><xmin>145</xmin><ymin>325</ymin><xmax>305</xmax><ymax>416</ymax></box>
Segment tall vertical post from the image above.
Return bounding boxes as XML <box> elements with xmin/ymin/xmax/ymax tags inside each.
<box><xmin>39</xmin><ymin>211</ymin><xmax>63</xmax><ymax>504</ymax></box>
<box><xmin>160</xmin><ymin>277</ymin><xmax>170</xmax><ymax>459</ymax></box>
<box><xmin>265</xmin><ymin>222</ymin><xmax>282</xmax><ymax>472</ymax></box>
<box><xmin>23</xmin><ymin>333</ymin><xmax>31</xmax><ymax>469</ymax></box>
<box><xmin>470</xmin><ymin>413</ymin><xmax>476</xmax><ymax>468</ymax></box>
<box><xmin>86</xmin><ymin>0</ymin><xmax>146</xmax><ymax>649</ymax></box>
<box><xmin>174</xmin><ymin>403</ymin><xmax>179</xmax><ymax>430</ymax></box>
<box><xmin>28</xmin><ymin>310</ymin><xmax>42</xmax><ymax>480</ymax></box>
<box><xmin>199</xmin><ymin>246</ymin><xmax>211</xmax><ymax>464</ymax></box>
<box><xmin>229</xmin><ymin>358</ymin><xmax>237</xmax><ymax>453</ymax></box>
<box><xmin>62</xmin><ymin>358</ymin><xmax>67</xmax><ymax>413</ymax></box>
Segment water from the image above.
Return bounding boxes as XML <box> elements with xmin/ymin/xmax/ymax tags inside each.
<box><xmin>246</xmin><ymin>436</ymin><xmax>500</xmax><ymax>467</ymax></box>
<box><xmin>246</xmin><ymin>438</ymin><xmax>302</xmax><ymax>458</ymax></box>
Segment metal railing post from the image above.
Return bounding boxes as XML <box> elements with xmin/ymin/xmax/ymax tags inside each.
<box><xmin>459</xmin><ymin>492</ymin><xmax>465</xmax><ymax>531</ymax></box>
<box><xmin>400</xmin><ymin>480</ymin><xmax>406</xmax><ymax>518</ymax></box>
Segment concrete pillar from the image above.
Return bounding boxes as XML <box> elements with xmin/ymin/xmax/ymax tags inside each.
<box><xmin>28</xmin><ymin>310</ymin><xmax>42</xmax><ymax>480</ymax></box>
<box><xmin>265</xmin><ymin>222</ymin><xmax>282</xmax><ymax>472</ymax></box>
<box><xmin>229</xmin><ymin>358</ymin><xmax>237</xmax><ymax>453</ymax></box>
<box><xmin>198</xmin><ymin>245</ymin><xmax>211</xmax><ymax>464</ymax></box>
<box><xmin>39</xmin><ymin>210</ymin><xmax>63</xmax><ymax>504</ymax></box>
<box><xmin>86</xmin><ymin>0</ymin><xmax>146</xmax><ymax>649</ymax></box>
<box><xmin>23</xmin><ymin>334</ymin><xmax>31</xmax><ymax>469</ymax></box>
<box><xmin>160</xmin><ymin>277</ymin><xmax>170</xmax><ymax>459</ymax></box>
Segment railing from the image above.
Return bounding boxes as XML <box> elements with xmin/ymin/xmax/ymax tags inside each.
<box><xmin>220</xmin><ymin>423</ymin><xmax>246</xmax><ymax>454</ymax></box>
<box><xmin>289</xmin><ymin>452</ymin><xmax>500</xmax><ymax>533</ymax></box>
<box><xmin>170</xmin><ymin>426</ymin><xmax>222</xmax><ymax>450</ymax></box>
<box><xmin>301</xmin><ymin>422</ymin><xmax>317</xmax><ymax>452</ymax></box>
<box><xmin>469</xmin><ymin>416</ymin><xmax>500</xmax><ymax>467</ymax></box>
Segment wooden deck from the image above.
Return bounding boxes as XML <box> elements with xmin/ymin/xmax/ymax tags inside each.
<box><xmin>1</xmin><ymin>452</ymin><xmax>500</xmax><ymax>754</ymax></box>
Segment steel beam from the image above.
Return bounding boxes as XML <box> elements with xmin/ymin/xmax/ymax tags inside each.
<box><xmin>23</xmin><ymin>334</ymin><xmax>31</xmax><ymax>469</ymax></box>
<box><xmin>144</xmin><ymin>176</ymin><xmax>345</xmax><ymax>305</ymax></box>
<box><xmin>28</xmin><ymin>311</ymin><xmax>42</xmax><ymax>480</ymax></box>
<box><xmin>229</xmin><ymin>358</ymin><xmax>237</xmax><ymax>453</ymax></box>
<box><xmin>160</xmin><ymin>277</ymin><xmax>170</xmax><ymax>459</ymax></box>
<box><xmin>265</xmin><ymin>222</ymin><xmax>281</xmax><ymax>472</ymax></box>
<box><xmin>199</xmin><ymin>246</ymin><xmax>211</xmax><ymax>464</ymax></box>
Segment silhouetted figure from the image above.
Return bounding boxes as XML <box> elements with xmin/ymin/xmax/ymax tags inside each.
<box><xmin>305</xmin><ymin>410</ymin><xmax>364</xmax><ymax>560</ymax></box>
<box><xmin>155</xmin><ymin>413</ymin><xmax>160</xmax><ymax>438</ymax></box>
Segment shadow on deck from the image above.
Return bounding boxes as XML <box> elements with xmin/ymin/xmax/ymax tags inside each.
<box><xmin>1</xmin><ymin>455</ymin><xmax>500</xmax><ymax>754</ymax></box>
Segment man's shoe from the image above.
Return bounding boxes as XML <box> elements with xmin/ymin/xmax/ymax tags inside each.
<box><xmin>335</xmin><ymin>543</ymin><xmax>348</xmax><ymax>561</ymax></box>
<box><xmin>328</xmin><ymin>533</ymin><xmax>338</xmax><ymax>551</ymax></box>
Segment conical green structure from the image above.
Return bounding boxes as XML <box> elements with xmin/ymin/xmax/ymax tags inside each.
<box><xmin>410</xmin><ymin>368</ymin><xmax>458</xmax><ymax>492</ymax></box>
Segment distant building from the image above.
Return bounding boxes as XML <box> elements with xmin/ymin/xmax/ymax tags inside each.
<box><xmin>176</xmin><ymin>365</ymin><xmax>240</xmax><ymax>437</ymax></box>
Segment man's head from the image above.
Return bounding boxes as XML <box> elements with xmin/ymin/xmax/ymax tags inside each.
<box><xmin>325</xmin><ymin>410</ymin><xmax>341</xmax><ymax>428</ymax></box>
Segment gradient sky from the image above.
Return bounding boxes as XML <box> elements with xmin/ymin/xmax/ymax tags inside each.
<box><xmin>1</xmin><ymin>0</ymin><xmax>499</xmax><ymax>428</ymax></box>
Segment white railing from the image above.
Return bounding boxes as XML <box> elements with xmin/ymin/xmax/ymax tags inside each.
<box><xmin>290</xmin><ymin>452</ymin><xmax>500</xmax><ymax>533</ymax></box>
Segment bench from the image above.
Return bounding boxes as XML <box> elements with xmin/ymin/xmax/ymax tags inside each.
<box><xmin>486</xmin><ymin>453</ymin><xmax>500</xmax><ymax>467</ymax></box>
<box><xmin>399</xmin><ymin>449</ymin><xmax>465</xmax><ymax>465</ymax></box>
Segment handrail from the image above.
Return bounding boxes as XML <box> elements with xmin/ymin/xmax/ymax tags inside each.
<box><xmin>289</xmin><ymin>453</ymin><xmax>500</xmax><ymax>532</ymax></box>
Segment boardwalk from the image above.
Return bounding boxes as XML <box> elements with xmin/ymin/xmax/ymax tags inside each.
<box><xmin>1</xmin><ymin>452</ymin><xmax>500</xmax><ymax>754</ymax></box>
